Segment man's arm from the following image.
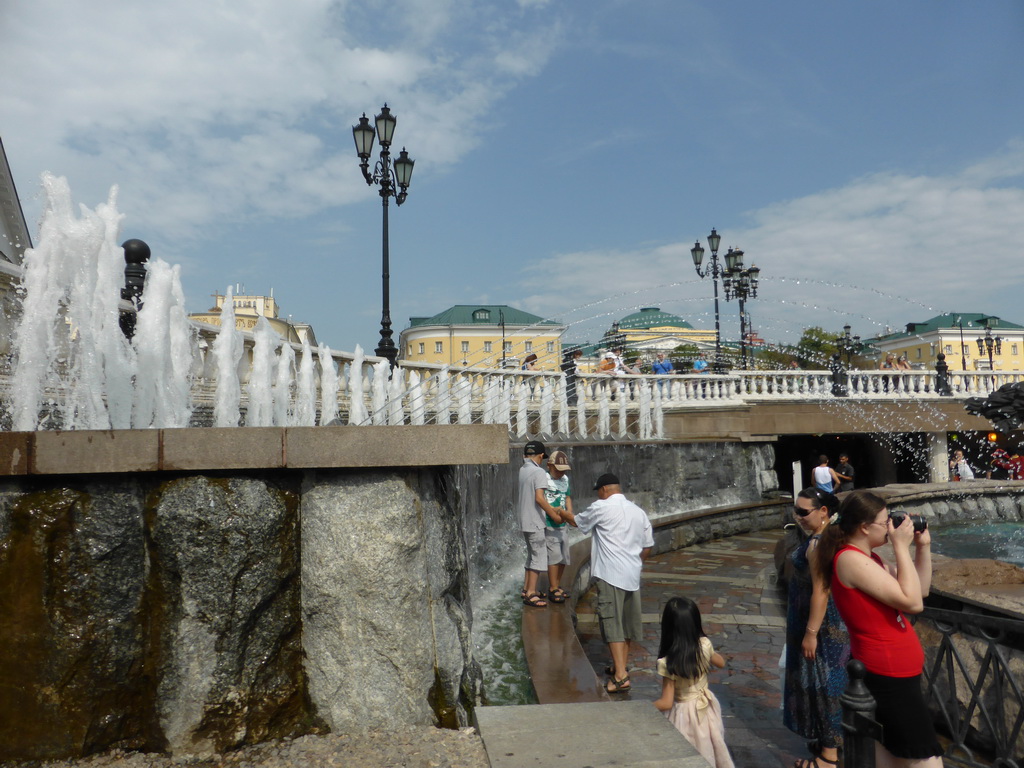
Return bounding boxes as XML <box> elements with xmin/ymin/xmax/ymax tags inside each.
<box><xmin>535</xmin><ymin>487</ymin><xmax>561</xmax><ymax>522</ymax></box>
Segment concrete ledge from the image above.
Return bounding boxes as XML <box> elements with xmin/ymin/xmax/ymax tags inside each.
<box><xmin>162</xmin><ymin>426</ymin><xmax>286</xmax><ymax>471</ymax></box>
<box><xmin>32</xmin><ymin>430</ymin><xmax>160</xmax><ymax>474</ymax></box>
<box><xmin>475</xmin><ymin>701</ymin><xmax>706</xmax><ymax>767</ymax></box>
<box><xmin>0</xmin><ymin>424</ymin><xmax>510</xmax><ymax>476</ymax></box>
<box><xmin>0</xmin><ymin>432</ymin><xmax>30</xmax><ymax>474</ymax></box>
<box><xmin>285</xmin><ymin>424</ymin><xmax>509</xmax><ymax>468</ymax></box>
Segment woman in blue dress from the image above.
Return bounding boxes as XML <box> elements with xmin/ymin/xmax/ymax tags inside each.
<box><xmin>784</xmin><ymin>488</ymin><xmax>850</xmax><ymax>768</ymax></box>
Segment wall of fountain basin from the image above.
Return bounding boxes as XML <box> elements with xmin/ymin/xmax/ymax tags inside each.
<box><xmin>0</xmin><ymin>426</ymin><xmax>781</xmax><ymax>761</ymax></box>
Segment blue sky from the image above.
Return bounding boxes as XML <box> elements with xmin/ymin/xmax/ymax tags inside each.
<box><xmin>3</xmin><ymin>0</ymin><xmax>1024</xmax><ymax>354</ymax></box>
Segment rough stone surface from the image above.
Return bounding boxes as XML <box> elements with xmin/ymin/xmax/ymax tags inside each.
<box><xmin>301</xmin><ymin>470</ymin><xmax>479</xmax><ymax>733</ymax></box>
<box><xmin>0</xmin><ymin>480</ymin><xmax>154</xmax><ymax>759</ymax></box>
<box><xmin>147</xmin><ymin>476</ymin><xmax>309</xmax><ymax>756</ymax></box>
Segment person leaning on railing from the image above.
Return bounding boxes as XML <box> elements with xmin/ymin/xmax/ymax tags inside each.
<box><xmin>813</xmin><ymin>491</ymin><xmax>943</xmax><ymax>768</ymax></box>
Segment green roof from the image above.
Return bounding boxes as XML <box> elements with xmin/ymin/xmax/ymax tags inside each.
<box><xmin>407</xmin><ymin>305</ymin><xmax>562</xmax><ymax>328</ymax></box>
<box><xmin>616</xmin><ymin>307</ymin><xmax>692</xmax><ymax>330</ymax></box>
<box><xmin>877</xmin><ymin>312</ymin><xmax>1024</xmax><ymax>341</ymax></box>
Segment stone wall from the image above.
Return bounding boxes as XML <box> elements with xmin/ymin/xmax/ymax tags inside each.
<box><xmin>0</xmin><ymin>468</ymin><xmax>480</xmax><ymax>760</ymax></box>
<box><xmin>0</xmin><ymin>433</ymin><xmax>779</xmax><ymax>761</ymax></box>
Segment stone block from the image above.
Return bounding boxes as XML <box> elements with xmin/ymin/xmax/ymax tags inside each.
<box><xmin>32</xmin><ymin>430</ymin><xmax>159</xmax><ymax>474</ymax></box>
<box><xmin>0</xmin><ymin>432</ymin><xmax>30</xmax><ymax>475</ymax></box>
<box><xmin>160</xmin><ymin>427</ymin><xmax>284</xmax><ymax>471</ymax></box>
<box><xmin>285</xmin><ymin>424</ymin><xmax>508</xmax><ymax>468</ymax></box>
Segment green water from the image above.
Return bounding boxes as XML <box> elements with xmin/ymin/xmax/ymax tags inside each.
<box><xmin>931</xmin><ymin>521</ymin><xmax>1024</xmax><ymax>567</ymax></box>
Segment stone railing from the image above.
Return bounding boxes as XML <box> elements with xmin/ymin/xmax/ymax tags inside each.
<box><xmin>4</xmin><ymin>349</ymin><xmax>1022</xmax><ymax>439</ymax></box>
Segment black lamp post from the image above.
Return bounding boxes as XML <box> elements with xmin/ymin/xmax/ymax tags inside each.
<box><xmin>722</xmin><ymin>248</ymin><xmax>759</xmax><ymax>370</ymax></box>
<box><xmin>835</xmin><ymin>324</ymin><xmax>864</xmax><ymax>367</ymax></box>
<box><xmin>976</xmin><ymin>322</ymin><xmax>1002</xmax><ymax>371</ymax></box>
<box><xmin>353</xmin><ymin>105</ymin><xmax>415</xmax><ymax>367</ymax></box>
<box><xmin>691</xmin><ymin>229</ymin><xmax>725</xmax><ymax>373</ymax></box>
<box><xmin>119</xmin><ymin>238</ymin><xmax>150</xmax><ymax>340</ymax></box>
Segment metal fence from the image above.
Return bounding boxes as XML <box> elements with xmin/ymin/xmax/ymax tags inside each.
<box><xmin>841</xmin><ymin>606</ymin><xmax>1024</xmax><ymax>768</ymax></box>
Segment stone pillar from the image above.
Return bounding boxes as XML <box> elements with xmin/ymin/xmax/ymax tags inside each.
<box><xmin>301</xmin><ymin>469</ymin><xmax>478</xmax><ymax>732</ymax></box>
<box><xmin>927</xmin><ymin>432</ymin><xmax>950</xmax><ymax>483</ymax></box>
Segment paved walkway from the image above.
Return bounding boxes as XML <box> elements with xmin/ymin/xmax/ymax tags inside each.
<box><xmin>574</xmin><ymin>529</ymin><xmax>809</xmax><ymax>768</ymax></box>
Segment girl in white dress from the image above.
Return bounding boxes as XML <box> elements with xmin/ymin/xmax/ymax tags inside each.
<box><xmin>654</xmin><ymin>596</ymin><xmax>735</xmax><ymax>768</ymax></box>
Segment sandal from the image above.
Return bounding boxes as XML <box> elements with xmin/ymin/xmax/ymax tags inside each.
<box><xmin>523</xmin><ymin>592</ymin><xmax>548</xmax><ymax>608</ymax></box>
<box><xmin>548</xmin><ymin>588</ymin><xmax>567</xmax><ymax>603</ymax></box>
<box><xmin>606</xmin><ymin>675</ymin><xmax>630</xmax><ymax>694</ymax></box>
<box><xmin>794</xmin><ymin>758</ymin><xmax>837</xmax><ymax>768</ymax></box>
<box><xmin>603</xmin><ymin>665</ymin><xmax>630</xmax><ymax>676</ymax></box>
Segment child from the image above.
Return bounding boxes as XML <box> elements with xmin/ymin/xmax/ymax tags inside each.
<box><xmin>654</xmin><ymin>596</ymin><xmax>734</xmax><ymax>768</ymax></box>
<box><xmin>543</xmin><ymin>450</ymin><xmax>572</xmax><ymax>603</ymax></box>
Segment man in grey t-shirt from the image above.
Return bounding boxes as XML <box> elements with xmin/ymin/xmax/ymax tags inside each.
<box><xmin>518</xmin><ymin>440</ymin><xmax>562</xmax><ymax>607</ymax></box>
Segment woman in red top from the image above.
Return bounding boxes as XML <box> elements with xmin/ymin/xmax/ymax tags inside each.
<box><xmin>814</xmin><ymin>491</ymin><xmax>942</xmax><ymax>767</ymax></box>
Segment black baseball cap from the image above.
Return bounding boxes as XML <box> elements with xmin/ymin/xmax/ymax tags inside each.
<box><xmin>593</xmin><ymin>472</ymin><xmax>620</xmax><ymax>490</ymax></box>
<box><xmin>524</xmin><ymin>440</ymin><xmax>547</xmax><ymax>457</ymax></box>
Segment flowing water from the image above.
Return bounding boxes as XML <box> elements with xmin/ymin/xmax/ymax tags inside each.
<box><xmin>931</xmin><ymin>521</ymin><xmax>1024</xmax><ymax>567</ymax></box>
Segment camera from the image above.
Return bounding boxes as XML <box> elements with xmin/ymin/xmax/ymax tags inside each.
<box><xmin>889</xmin><ymin>510</ymin><xmax>927</xmax><ymax>533</ymax></box>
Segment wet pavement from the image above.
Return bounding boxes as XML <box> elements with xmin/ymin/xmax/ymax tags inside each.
<box><xmin>574</xmin><ymin>529</ymin><xmax>811</xmax><ymax>768</ymax></box>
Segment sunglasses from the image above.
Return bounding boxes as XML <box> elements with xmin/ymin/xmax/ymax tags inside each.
<box><xmin>793</xmin><ymin>504</ymin><xmax>821</xmax><ymax>518</ymax></box>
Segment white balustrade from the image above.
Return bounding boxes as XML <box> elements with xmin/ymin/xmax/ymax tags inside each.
<box><xmin>8</xmin><ymin>342</ymin><xmax>1024</xmax><ymax>441</ymax></box>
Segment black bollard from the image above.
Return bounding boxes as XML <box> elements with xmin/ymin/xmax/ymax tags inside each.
<box><xmin>119</xmin><ymin>238</ymin><xmax>150</xmax><ymax>339</ymax></box>
<box><xmin>830</xmin><ymin>352</ymin><xmax>849</xmax><ymax>397</ymax></box>
<box><xmin>840</xmin><ymin>659</ymin><xmax>882</xmax><ymax>768</ymax></box>
<box><xmin>935</xmin><ymin>352</ymin><xmax>952</xmax><ymax>396</ymax></box>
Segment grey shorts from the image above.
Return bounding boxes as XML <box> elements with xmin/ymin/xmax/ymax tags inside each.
<box><xmin>523</xmin><ymin>530</ymin><xmax>547</xmax><ymax>571</ymax></box>
<box><xmin>595</xmin><ymin>579</ymin><xmax>642</xmax><ymax>644</ymax></box>
<box><xmin>545</xmin><ymin>527</ymin><xmax>570</xmax><ymax>566</ymax></box>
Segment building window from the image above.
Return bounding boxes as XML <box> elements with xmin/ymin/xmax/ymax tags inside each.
<box><xmin>408</xmin><ymin>344</ymin><xmax>413</xmax><ymax>356</ymax></box>
<box><xmin>1014</xmin><ymin>344</ymin><xmax>1019</xmax><ymax>355</ymax></box>
<box><xmin>484</xmin><ymin>341</ymin><xmax>492</xmax><ymax>353</ymax></box>
<box><xmin>435</xmin><ymin>342</ymin><xmax>443</xmax><ymax>354</ymax></box>
<box><xmin>945</xmin><ymin>344</ymin><xmax>953</xmax><ymax>354</ymax></box>
<box><xmin>418</xmin><ymin>343</ymin><xmax>424</xmax><ymax>355</ymax></box>
<box><xmin>915</xmin><ymin>347</ymin><xmax>921</xmax><ymax>359</ymax></box>
<box><xmin>962</xmin><ymin>344</ymin><xmax>970</xmax><ymax>356</ymax></box>
<box><xmin>461</xmin><ymin>341</ymin><xmax>469</xmax><ymax>353</ymax></box>
<box><xmin>547</xmin><ymin>342</ymin><xmax>555</xmax><ymax>354</ymax></box>
<box><xmin>472</xmin><ymin>308</ymin><xmax>491</xmax><ymax>321</ymax></box>
<box><xmin>503</xmin><ymin>341</ymin><xmax>512</xmax><ymax>353</ymax></box>
<box><xmin>525</xmin><ymin>341</ymin><xmax>533</xmax><ymax>352</ymax></box>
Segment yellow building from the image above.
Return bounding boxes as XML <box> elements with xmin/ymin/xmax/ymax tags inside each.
<box><xmin>872</xmin><ymin>313</ymin><xmax>1024</xmax><ymax>371</ymax></box>
<box><xmin>610</xmin><ymin>307</ymin><xmax>716</xmax><ymax>355</ymax></box>
<box><xmin>189</xmin><ymin>289</ymin><xmax>318</xmax><ymax>347</ymax></box>
<box><xmin>399</xmin><ymin>305</ymin><xmax>566</xmax><ymax>369</ymax></box>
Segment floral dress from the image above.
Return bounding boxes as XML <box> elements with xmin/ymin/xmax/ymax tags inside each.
<box><xmin>783</xmin><ymin>535</ymin><xmax>850</xmax><ymax>749</ymax></box>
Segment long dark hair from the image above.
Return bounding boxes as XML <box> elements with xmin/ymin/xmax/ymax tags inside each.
<box><xmin>658</xmin><ymin>596</ymin><xmax>709</xmax><ymax>679</ymax></box>
<box><xmin>813</xmin><ymin>490</ymin><xmax>887</xmax><ymax>589</ymax></box>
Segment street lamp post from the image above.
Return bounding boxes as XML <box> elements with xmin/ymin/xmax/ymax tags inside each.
<box><xmin>691</xmin><ymin>229</ymin><xmax>725</xmax><ymax>373</ymax></box>
<box><xmin>352</xmin><ymin>105</ymin><xmax>415</xmax><ymax>367</ymax></box>
<box><xmin>835</xmin><ymin>324</ymin><xmax>864</xmax><ymax>367</ymax></box>
<box><xmin>721</xmin><ymin>248</ymin><xmax>760</xmax><ymax>370</ymax></box>
<box><xmin>976</xmin><ymin>323</ymin><xmax>1002</xmax><ymax>371</ymax></box>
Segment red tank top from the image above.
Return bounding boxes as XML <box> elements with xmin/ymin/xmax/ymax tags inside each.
<box><xmin>830</xmin><ymin>546</ymin><xmax>923</xmax><ymax>677</ymax></box>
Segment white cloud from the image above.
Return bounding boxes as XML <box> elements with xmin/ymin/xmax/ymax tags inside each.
<box><xmin>518</xmin><ymin>144</ymin><xmax>1024</xmax><ymax>345</ymax></box>
<box><xmin>0</xmin><ymin>0</ymin><xmax>560</xmax><ymax>242</ymax></box>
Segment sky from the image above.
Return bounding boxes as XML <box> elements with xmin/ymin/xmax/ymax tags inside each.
<box><xmin>3</xmin><ymin>0</ymin><xmax>1024</xmax><ymax>355</ymax></box>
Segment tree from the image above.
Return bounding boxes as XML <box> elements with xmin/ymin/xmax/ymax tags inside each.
<box><xmin>796</xmin><ymin>327</ymin><xmax>841</xmax><ymax>369</ymax></box>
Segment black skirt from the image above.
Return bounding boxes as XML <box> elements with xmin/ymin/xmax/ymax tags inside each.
<box><xmin>863</xmin><ymin>672</ymin><xmax>944</xmax><ymax>759</ymax></box>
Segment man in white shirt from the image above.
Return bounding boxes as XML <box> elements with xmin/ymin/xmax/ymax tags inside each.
<box><xmin>560</xmin><ymin>472</ymin><xmax>653</xmax><ymax>694</ymax></box>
